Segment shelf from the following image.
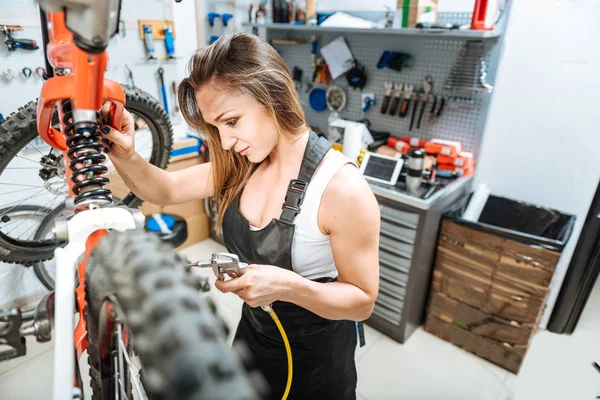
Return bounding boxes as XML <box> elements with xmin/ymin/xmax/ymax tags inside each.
<box><xmin>242</xmin><ymin>23</ymin><xmax>500</xmax><ymax>39</ymax></box>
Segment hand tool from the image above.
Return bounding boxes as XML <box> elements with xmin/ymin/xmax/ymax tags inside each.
<box><xmin>163</xmin><ymin>26</ymin><xmax>175</xmax><ymax>58</ymax></box>
<box><xmin>310</xmin><ymin>35</ymin><xmax>318</xmax><ymax>81</ymax></box>
<box><xmin>124</xmin><ymin>64</ymin><xmax>135</xmax><ymax>87</ymax></box>
<box><xmin>417</xmin><ymin>76</ymin><xmax>433</xmax><ymax>129</ymax></box>
<box><xmin>1</xmin><ymin>25</ymin><xmax>39</xmax><ymax>52</ymax></box>
<box><xmin>188</xmin><ymin>252</ymin><xmax>248</xmax><ymax>281</ymax></box>
<box><xmin>388</xmin><ymin>82</ymin><xmax>403</xmax><ymax>116</ymax></box>
<box><xmin>143</xmin><ymin>24</ymin><xmax>155</xmax><ymax>59</ymax></box>
<box><xmin>429</xmin><ymin>96</ymin><xmax>445</xmax><ymax>124</ymax></box>
<box><xmin>22</xmin><ymin>67</ymin><xmax>32</xmax><ymax>79</ymax></box>
<box><xmin>172</xmin><ymin>81</ymin><xmax>181</xmax><ymax>117</ymax></box>
<box><xmin>399</xmin><ymin>83</ymin><xmax>413</xmax><ymax>118</ymax></box>
<box><xmin>222</xmin><ymin>13</ymin><xmax>234</xmax><ymax>26</ymax></box>
<box><xmin>380</xmin><ymin>82</ymin><xmax>393</xmax><ymax>114</ymax></box>
<box><xmin>346</xmin><ymin>61</ymin><xmax>367</xmax><ymax>90</ymax></box>
<box><xmin>362</xmin><ymin>94</ymin><xmax>375</xmax><ymax>112</ymax></box>
<box><xmin>208</xmin><ymin>13</ymin><xmax>221</xmax><ymax>27</ymax></box>
<box><xmin>157</xmin><ymin>67</ymin><xmax>169</xmax><ymax>114</ymax></box>
<box><xmin>409</xmin><ymin>90</ymin><xmax>420</xmax><ymax>131</ymax></box>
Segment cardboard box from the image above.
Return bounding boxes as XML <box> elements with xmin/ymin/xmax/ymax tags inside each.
<box><xmin>396</xmin><ymin>0</ymin><xmax>438</xmax><ymax>28</ymax></box>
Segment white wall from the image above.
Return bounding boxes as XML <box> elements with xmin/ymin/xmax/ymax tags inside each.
<box><xmin>475</xmin><ymin>0</ymin><xmax>600</xmax><ymax>327</ymax></box>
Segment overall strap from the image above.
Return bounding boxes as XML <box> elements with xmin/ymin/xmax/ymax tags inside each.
<box><xmin>280</xmin><ymin>131</ymin><xmax>332</xmax><ymax>223</ymax></box>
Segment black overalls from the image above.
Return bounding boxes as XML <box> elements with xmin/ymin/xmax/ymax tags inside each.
<box><xmin>222</xmin><ymin>132</ymin><xmax>359</xmax><ymax>400</ymax></box>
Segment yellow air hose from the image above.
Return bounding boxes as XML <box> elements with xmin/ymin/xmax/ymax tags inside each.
<box><xmin>262</xmin><ymin>305</ymin><xmax>293</xmax><ymax>400</ymax></box>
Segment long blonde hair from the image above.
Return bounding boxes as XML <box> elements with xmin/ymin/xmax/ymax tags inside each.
<box><xmin>178</xmin><ymin>33</ymin><xmax>307</xmax><ymax>232</ymax></box>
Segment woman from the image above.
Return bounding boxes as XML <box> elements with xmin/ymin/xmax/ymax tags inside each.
<box><xmin>101</xmin><ymin>33</ymin><xmax>380</xmax><ymax>399</ymax></box>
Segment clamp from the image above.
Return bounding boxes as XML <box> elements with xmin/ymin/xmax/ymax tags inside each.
<box><xmin>188</xmin><ymin>252</ymin><xmax>248</xmax><ymax>281</ymax></box>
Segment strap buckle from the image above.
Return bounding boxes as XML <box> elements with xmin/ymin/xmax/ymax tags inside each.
<box><xmin>280</xmin><ymin>179</ymin><xmax>308</xmax><ymax>221</ymax></box>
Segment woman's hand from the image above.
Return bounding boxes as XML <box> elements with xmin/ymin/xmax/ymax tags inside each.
<box><xmin>99</xmin><ymin>102</ymin><xmax>136</xmax><ymax>161</ymax></box>
<box><xmin>215</xmin><ymin>264</ymin><xmax>297</xmax><ymax>308</ymax></box>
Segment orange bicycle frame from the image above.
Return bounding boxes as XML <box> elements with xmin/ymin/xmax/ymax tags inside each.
<box><xmin>36</xmin><ymin>10</ymin><xmax>126</xmax><ymax>388</ymax></box>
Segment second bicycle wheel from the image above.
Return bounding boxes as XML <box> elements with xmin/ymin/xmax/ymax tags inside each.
<box><xmin>0</xmin><ymin>85</ymin><xmax>173</xmax><ymax>266</ymax></box>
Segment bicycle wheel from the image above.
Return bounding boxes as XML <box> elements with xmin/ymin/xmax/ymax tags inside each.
<box><xmin>85</xmin><ymin>229</ymin><xmax>262</xmax><ymax>400</ymax></box>
<box><xmin>0</xmin><ymin>85</ymin><xmax>173</xmax><ymax>265</ymax></box>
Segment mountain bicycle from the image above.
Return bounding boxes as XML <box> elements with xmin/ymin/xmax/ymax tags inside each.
<box><xmin>0</xmin><ymin>1</ymin><xmax>260</xmax><ymax>399</ymax></box>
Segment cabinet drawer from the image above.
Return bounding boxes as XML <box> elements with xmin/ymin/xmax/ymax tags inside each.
<box><xmin>380</xmin><ymin>265</ymin><xmax>409</xmax><ymax>288</ymax></box>
<box><xmin>380</xmin><ymin>220</ymin><xmax>416</xmax><ymax>244</ymax></box>
<box><xmin>379</xmin><ymin>277</ymin><xmax>406</xmax><ymax>299</ymax></box>
<box><xmin>380</xmin><ymin>248</ymin><xmax>411</xmax><ymax>273</ymax></box>
<box><xmin>373</xmin><ymin>303</ymin><xmax>402</xmax><ymax>326</ymax></box>
<box><xmin>380</xmin><ymin>235</ymin><xmax>414</xmax><ymax>260</ymax></box>
<box><xmin>380</xmin><ymin>204</ymin><xmax>419</xmax><ymax>229</ymax></box>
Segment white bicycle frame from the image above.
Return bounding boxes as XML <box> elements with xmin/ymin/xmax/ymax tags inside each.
<box><xmin>52</xmin><ymin>206</ymin><xmax>143</xmax><ymax>399</ymax></box>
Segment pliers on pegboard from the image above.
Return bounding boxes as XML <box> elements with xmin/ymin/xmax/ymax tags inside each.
<box><xmin>429</xmin><ymin>95</ymin><xmax>446</xmax><ymax>125</ymax></box>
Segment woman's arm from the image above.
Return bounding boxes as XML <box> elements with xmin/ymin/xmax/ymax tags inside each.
<box><xmin>283</xmin><ymin>164</ymin><xmax>380</xmax><ymax>321</ymax></box>
<box><xmin>215</xmin><ymin>164</ymin><xmax>380</xmax><ymax>321</ymax></box>
<box><xmin>100</xmin><ymin>107</ymin><xmax>215</xmax><ymax>205</ymax></box>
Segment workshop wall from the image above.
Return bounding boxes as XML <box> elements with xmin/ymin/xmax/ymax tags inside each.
<box><xmin>0</xmin><ymin>0</ymin><xmax>194</xmax><ymax>120</ymax></box>
<box><xmin>0</xmin><ymin>0</ymin><xmax>198</xmax><ymax>308</ymax></box>
<box><xmin>474</xmin><ymin>0</ymin><xmax>600</xmax><ymax>329</ymax></box>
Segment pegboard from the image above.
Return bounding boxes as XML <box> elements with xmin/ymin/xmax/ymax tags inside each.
<box><xmin>0</xmin><ymin>0</ymin><xmax>40</xmax><ymax>27</ymax></box>
<box><xmin>267</xmin><ymin>24</ymin><xmax>502</xmax><ymax>156</ymax></box>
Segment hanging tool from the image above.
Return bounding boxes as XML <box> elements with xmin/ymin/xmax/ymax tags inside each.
<box><xmin>409</xmin><ymin>91</ymin><xmax>420</xmax><ymax>131</ymax></box>
<box><xmin>346</xmin><ymin>61</ymin><xmax>367</xmax><ymax>90</ymax></box>
<box><xmin>143</xmin><ymin>24</ymin><xmax>155</xmax><ymax>59</ymax></box>
<box><xmin>172</xmin><ymin>81</ymin><xmax>182</xmax><ymax>122</ymax></box>
<box><xmin>157</xmin><ymin>68</ymin><xmax>169</xmax><ymax>115</ymax></box>
<box><xmin>35</xmin><ymin>67</ymin><xmax>46</xmax><ymax>80</ymax></box>
<box><xmin>124</xmin><ymin>64</ymin><xmax>135</xmax><ymax>87</ymax></box>
<box><xmin>310</xmin><ymin>35</ymin><xmax>318</xmax><ymax>82</ymax></box>
<box><xmin>208</xmin><ymin>13</ymin><xmax>221</xmax><ymax>27</ymax></box>
<box><xmin>380</xmin><ymin>81</ymin><xmax>393</xmax><ymax>114</ymax></box>
<box><xmin>163</xmin><ymin>26</ymin><xmax>175</xmax><ymax>59</ymax></box>
<box><xmin>362</xmin><ymin>94</ymin><xmax>376</xmax><ymax>112</ymax></box>
<box><xmin>292</xmin><ymin>66</ymin><xmax>303</xmax><ymax>90</ymax></box>
<box><xmin>417</xmin><ymin>76</ymin><xmax>433</xmax><ymax>129</ymax></box>
<box><xmin>222</xmin><ymin>13</ymin><xmax>234</xmax><ymax>26</ymax></box>
<box><xmin>399</xmin><ymin>83</ymin><xmax>413</xmax><ymax>118</ymax></box>
<box><xmin>1</xmin><ymin>25</ymin><xmax>38</xmax><ymax>52</ymax></box>
<box><xmin>388</xmin><ymin>83</ymin><xmax>403</xmax><ymax>116</ymax></box>
<box><xmin>429</xmin><ymin>96</ymin><xmax>446</xmax><ymax>124</ymax></box>
<box><xmin>22</xmin><ymin>67</ymin><xmax>32</xmax><ymax>79</ymax></box>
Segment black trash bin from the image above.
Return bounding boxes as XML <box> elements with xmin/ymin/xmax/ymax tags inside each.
<box><xmin>424</xmin><ymin>194</ymin><xmax>576</xmax><ymax>374</ymax></box>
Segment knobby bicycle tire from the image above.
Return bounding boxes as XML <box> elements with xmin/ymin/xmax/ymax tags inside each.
<box><xmin>0</xmin><ymin>85</ymin><xmax>173</xmax><ymax>265</ymax></box>
<box><xmin>85</xmin><ymin>229</ymin><xmax>263</xmax><ymax>400</ymax></box>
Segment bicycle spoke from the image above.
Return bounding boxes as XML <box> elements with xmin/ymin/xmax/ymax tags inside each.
<box><xmin>13</xmin><ymin>197</ymin><xmax>62</xmax><ymax>240</ymax></box>
<box><xmin>15</xmin><ymin>155</ymin><xmax>60</xmax><ymax>170</ymax></box>
<box><xmin>1</xmin><ymin>186</ymin><xmax>45</xmax><ymax>196</ymax></box>
<box><xmin>0</xmin><ymin>189</ymin><xmax>52</xmax><ymax>214</ymax></box>
<box><xmin>0</xmin><ymin>182</ymin><xmax>44</xmax><ymax>188</ymax></box>
<box><xmin>27</xmin><ymin>143</ymin><xmax>49</xmax><ymax>158</ymax></box>
<box><xmin>118</xmin><ymin>329</ymin><xmax>144</xmax><ymax>400</ymax></box>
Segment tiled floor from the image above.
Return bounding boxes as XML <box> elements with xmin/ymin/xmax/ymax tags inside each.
<box><xmin>1</xmin><ymin>238</ymin><xmax>599</xmax><ymax>400</ymax></box>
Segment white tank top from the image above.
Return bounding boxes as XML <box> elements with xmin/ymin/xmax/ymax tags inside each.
<box><xmin>291</xmin><ymin>149</ymin><xmax>355</xmax><ymax>280</ymax></box>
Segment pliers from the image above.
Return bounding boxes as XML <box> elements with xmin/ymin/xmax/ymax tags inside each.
<box><xmin>188</xmin><ymin>252</ymin><xmax>248</xmax><ymax>281</ymax></box>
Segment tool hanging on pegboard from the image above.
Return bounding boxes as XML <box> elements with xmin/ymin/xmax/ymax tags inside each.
<box><xmin>346</xmin><ymin>61</ymin><xmax>367</xmax><ymax>90</ymax></box>
<box><xmin>388</xmin><ymin>83</ymin><xmax>403</xmax><ymax>116</ymax></box>
<box><xmin>444</xmin><ymin>40</ymin><xmax>493</xmax><ymax>93</ymax></box>
<box><xmin>380</xmin><ymin>82</ymin><xmax>393</xmax><ymax>114</ymax></box>
<box><xmin>399</xmin><ymin>84</ymin><xmax>414</xmax><ymax>118</ymax></box>
<box><xmin>1</xmin><ymin>25</ymin><xmax>38</xmax><ymax>52</ymax></box>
